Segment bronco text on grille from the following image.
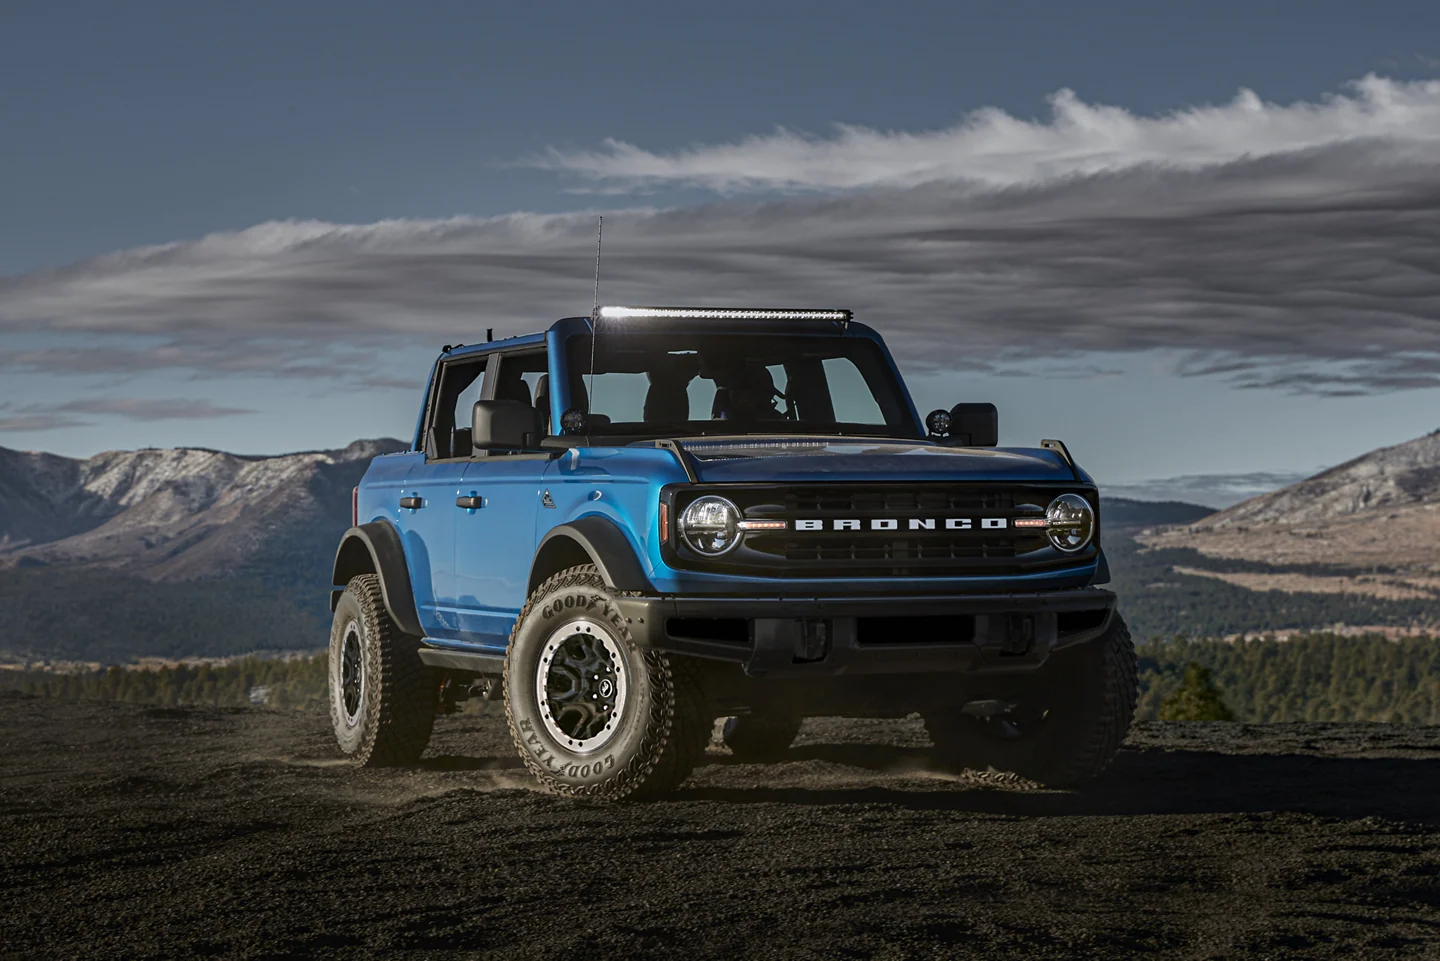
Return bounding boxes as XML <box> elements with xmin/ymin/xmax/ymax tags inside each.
<box><xmin>664</xmin><ymin>484</ymin><xmax>1100</xmax><ymax>578</ymax></box>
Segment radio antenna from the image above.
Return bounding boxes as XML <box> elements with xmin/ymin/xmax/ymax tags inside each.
<box><xmin>588</xmin><ymin>215</ymin><xmax>603</xmax><ymax>409</ymax></box>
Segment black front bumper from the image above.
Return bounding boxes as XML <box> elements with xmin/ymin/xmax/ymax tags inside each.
<box><xmin>612</xmin><ymin>588</ymin><xmax>1116</xmax><ymax>677</ymax></box>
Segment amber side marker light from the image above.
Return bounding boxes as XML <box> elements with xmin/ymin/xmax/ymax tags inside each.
<box><xmin>660</xmin><ymin>502</ymin><xmax>670</xmax><ymax>544</ymax></box>
<box><xmin>352</xmin><ymin>487</ymin><xmax>359</xmax><ymax>527</ymax></box>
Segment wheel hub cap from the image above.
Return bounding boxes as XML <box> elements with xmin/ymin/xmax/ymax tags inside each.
<box><xmin>536</xmin><ymin>618</ymin><xmax>628</xmax><ymax>754</ymax></box>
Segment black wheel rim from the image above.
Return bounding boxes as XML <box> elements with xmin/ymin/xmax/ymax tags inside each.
<box><xmin>537</xmin><ymin>620</ymin><xmax>626</xmax><ymax>752</ymax></box>
<box><xmin>340</xmin><ymin>622</ymin><xmax>363</xmax><ymax>723</ymax></box>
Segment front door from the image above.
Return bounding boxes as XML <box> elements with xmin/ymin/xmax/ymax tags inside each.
<box><xmin>403</xmin><ymin>352</ymin><xmax>488</xmax><ymax>640</ymax></box>
<box><xmin>453</xmin><ymin>456</ymin><xmax>549</xmax><ymax>648</ymax></box>
<box><xmin>452</xmin><ymin>347</ymin><xmax>551</xmax><ymax>649</ymax></box>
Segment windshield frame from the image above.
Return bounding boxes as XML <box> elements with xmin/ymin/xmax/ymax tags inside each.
<box><xmin>552</xmin><ymin>320</ymin><xmax>924</xmax><ymax>443</ymax></box>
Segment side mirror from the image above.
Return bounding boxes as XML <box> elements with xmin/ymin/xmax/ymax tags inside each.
<box><xmin>947</xmin><ymin>403</ymin><xmax>998</xmax><ymax>447</ymax></box>
<box><xmin>472</xmin><ymin>399</ymin><xmax>540</xmax><ymax>451</ymax></box>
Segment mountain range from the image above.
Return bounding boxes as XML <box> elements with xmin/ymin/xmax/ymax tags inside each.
<box><xmin>0</xmin><ymin>438</ymin><xmax>404</xmax><ymax>579</ymax></box>
<box><xmin>1139</xmin><ymin>429</ymin><xmax>1440</xmax><ymax>605</ymax></box>
<box><xmin>0</xmin><ymin>439</ymin><xmax>404</xmax><ymax>663</ymax></box>
<box><xmin>2</xmin><ymin>430</ymin><xmax>1437</xmax><ymax>661</ymax></box>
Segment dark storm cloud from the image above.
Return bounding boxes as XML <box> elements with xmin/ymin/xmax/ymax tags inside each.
<box><xmin>2</xmin><ymin>79</ymin><xmax>1439</xmax><ymax>394</ymax></box>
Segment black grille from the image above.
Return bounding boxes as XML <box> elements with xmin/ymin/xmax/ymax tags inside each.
<box><xmin>754</xmin><ymin>535</ymin><xmax>1033</xmax><ymax>564</ymax></box>
<box><xmin>669</xmin><ymin>483</ymin><xmax>1097</xmax><ymax>578</ymax></box>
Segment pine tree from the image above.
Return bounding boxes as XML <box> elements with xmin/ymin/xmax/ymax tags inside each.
<box><xmin>1159</xmin><ymin>662</ymin><xmax>1237</xmax><ymax>721</ymax></box>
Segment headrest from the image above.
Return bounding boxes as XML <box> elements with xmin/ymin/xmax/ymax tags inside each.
<box><xmin>495</xmin><ymin>376</ymin><xmax>532</xmax><ymax>406</ymax></box>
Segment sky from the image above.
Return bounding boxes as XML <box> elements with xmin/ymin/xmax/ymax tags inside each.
<box><xmin>2</xmin><ymin>0</ymin><xmax>1439</xmax><ymax>503</ymax></box>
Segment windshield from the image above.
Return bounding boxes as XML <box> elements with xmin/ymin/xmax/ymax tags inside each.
<box><xmin>564</xmin><ymin>331</ymin><xmax>919</xmax><ymax>439</ymax></box>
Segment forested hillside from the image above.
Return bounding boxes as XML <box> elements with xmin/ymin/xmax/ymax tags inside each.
<box><xmin>1105</xmin><ymin>533</ymin><xmax>1439</xmax><ymax>640</ymax></box>
<box><xmin>6</xmin><ymin>635</ymin><xmax>1436</xmax><ymax>727</ymax></box>
<box><xmin>1135</xmin><ymin>635</ymin><xmax>1440</xmax><ymax>724</ymax></box>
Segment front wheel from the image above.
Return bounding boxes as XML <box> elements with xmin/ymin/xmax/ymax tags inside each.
<box><xmin>923</xmin><ymin>614</ymin><xmax>1137</xmax><ymax>787</ymax></box>
<box><xmin>503</xmin><ymin>566</ymin><xmax>709</xmax><ymax>800</ymax></box>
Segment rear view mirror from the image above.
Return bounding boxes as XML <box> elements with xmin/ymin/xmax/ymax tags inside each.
<box><xmin>947</xmin><ymin>403</ymin><xmax>998</xmax><ymax>447</ymax></box>
<box><xmin>472</xmin><ymin>399</ymin><xmax>541</xmax><ymax>451</ymax></box>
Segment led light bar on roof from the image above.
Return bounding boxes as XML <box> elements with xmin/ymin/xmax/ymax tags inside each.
<box><xmin>594</xmin><ymin>305</ymin><xmax>852</xmax><ymax>324</ymax></box>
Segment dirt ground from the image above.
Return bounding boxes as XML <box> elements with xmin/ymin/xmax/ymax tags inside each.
<box><xmin>3</xmin><ymin>693</ymin><xmax>1439</xmax><ymax>960</ymax></box>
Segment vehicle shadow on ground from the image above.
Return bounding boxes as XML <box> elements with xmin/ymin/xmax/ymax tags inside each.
<box><xmin>416</xmin><ymin>754</ymin><xmax>526</xmax><ymax>772</ymax></box>
<box><xmin>682</xmin><ymin>743</ymin><xmax>1440</xmax><ymax>824</ymax></box>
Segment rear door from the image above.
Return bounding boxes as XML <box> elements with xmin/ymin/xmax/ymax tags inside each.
<box><xmin>401</xmin><ymin>353</ymin><xmax>487</xmax><ymax>639</ymax></box>
<box><xmin>453</xmin><ymin>348</ymin><xmax>551</xmax><ymax>649</ymax></box>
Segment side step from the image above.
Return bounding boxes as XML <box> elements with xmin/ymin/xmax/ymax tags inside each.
<box><xmin>418</xmin><ymin>647</ymin><xmax>506</xmax><ymax>674</ymax></box>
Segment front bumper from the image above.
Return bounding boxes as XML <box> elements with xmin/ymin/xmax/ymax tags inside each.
<box><xmin>612</xmin><ymin>588</ymin><xmax>1116</xmax><ymax>677</ymax></box>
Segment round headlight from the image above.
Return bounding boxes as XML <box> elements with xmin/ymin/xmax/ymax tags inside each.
<box><xmin>679</xmin><ymin>496</ymin><xmax>740</xmax><ymax>555</ymax></box>
<box><xmin>1045</xmin><ymin>493</ymin><xmax>1095</xmax><ymax>552</ymax></box>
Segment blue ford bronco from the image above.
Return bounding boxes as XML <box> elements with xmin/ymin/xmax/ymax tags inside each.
<box><xmin>328</xmin><ymin>307</ymin><xmax>1136</xmax><ymax>799</ymax></box>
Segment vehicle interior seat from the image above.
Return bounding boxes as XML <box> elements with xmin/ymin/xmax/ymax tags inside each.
<box><xmin>644</xmin><ymin>357</ymin><xmax>697</xmax><ymax>424</ymax></box>
<box><xmin>495</xmin><ymin>376</ymin><xmax>532</xmax><ymax>406</ymax></box>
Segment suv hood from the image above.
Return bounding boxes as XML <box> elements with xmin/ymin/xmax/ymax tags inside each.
<box><xmin>675</xmin><ymin>438</ymin><xmax>1079</xmax><ymax>484</ymax></box>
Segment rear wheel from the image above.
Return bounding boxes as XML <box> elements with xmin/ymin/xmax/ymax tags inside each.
<box><xmin>722</xmin><ymin>714</ymin><xmax>802</xmax><ymax>762</ymax></box>
<box><xmin>504</xmin><ymin>566</ymin><xmax>710</xmax><ymax>800</ymax></box>
<box><xmin>328</xmin><ymin>574</ymin><xmax>437</xmax><ymax>766</ymax></box>
<box><xmin>923</xmin><ymin>614</ymin><xmax>1137</xmax><ymax>787</ymax></box>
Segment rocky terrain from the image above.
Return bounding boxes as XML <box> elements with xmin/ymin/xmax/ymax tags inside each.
<box><xmin>1139</xmin><ymin>430</ymin><xmax>1440</xmax><ymax>601</ymax></box>
<box><xmin>2</xmin><ymin>693</ymin><xmax>1437</xmax><ymax>960</ymax></box>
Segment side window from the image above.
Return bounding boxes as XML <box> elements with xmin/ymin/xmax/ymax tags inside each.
<box><xmin>590</xmin><ymin>372</ymin><xmax>650</xmax><ymax>423</ymax></box>
<box><xmin>766</xmin><ymin>364</ymin><xmax>791</xmax><ymax>418</ymax></box>
<box><xmin>822</xmin><ymin>357</ymin><xmax>886</xmax><ymax>425</ymax></box>
<box><xmin>686</xmin><ymin>377</ymin><xmax>718</xmax><ymax>420</ymax></box>
<box><xmin>426</xmin><ymin>356</ymin><xmax>487</xmax><ymax>460</ymax></box>
<box><xmin>453</xmin><ymin>372</ymin><xmax>485</xmax><ymax>437</ymax></box>
<box><xmin>487</xmin><ymin>349</ymin><xmax>550</xmax><ymax>451</ymax></box>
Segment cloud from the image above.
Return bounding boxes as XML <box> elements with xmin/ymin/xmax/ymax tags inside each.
<box><xmin>2</xmin><ymin>76</ymin><xmax>1439</xmax><ymax>395</ymax></box>
<box><xmin>534</xmin><ymin>75</ymin><xmax>1440</xmax><ymax>192</ymax></box>
<box><xmin>0</xmin><ymin>413</ymin><xmax>87</xmax><ymax>433</ymax></box>
<box><xmin>0</xmin><ymin>397</ymin><xmax>252</xmax><ymax>431</ymax></box>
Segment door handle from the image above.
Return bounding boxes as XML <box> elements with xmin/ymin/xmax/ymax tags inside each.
<box><xmin>456</xmin><ymin>495</ymin><xmax>483</xmax><ymax>509</ymax></box>
<box><xmin>399</xmin><ymin>496</ymin><xmax>423</xmax><ymax>509</ymax></box>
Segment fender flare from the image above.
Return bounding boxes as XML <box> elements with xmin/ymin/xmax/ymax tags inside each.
<box><xmin>1092</xmin><ymin>547</ymin><xmax>1111</xmax><ymax>586</ymax></box>
<box><xmin>530</xmin><ymin>516</ymin><xmax>655</xmax><ymax>595</ymax></box>
<box><xmin>330</xmin><ymin>520</ymin><xmax>424</xmax><ymax>637</ymax></box>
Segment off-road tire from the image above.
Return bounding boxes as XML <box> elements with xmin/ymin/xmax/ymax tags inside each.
<box><xmin>504</xmin><ymin>565</ymin><xmax>710</xmax><ymax>800</ymax></box>
<box><xmin>328</xmin><ymin>574</ymin><xmax>437</xmax><ymax>766</ymax></box>
<box><xmin>722</xmin><ymin>715</ymin><xmax>803</xmax><ymax>762</ymax></box>
<box><xmin>924</xmin><ymin>614</ymin><xmax>1138</xmax><ymax>787</ymax></box>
